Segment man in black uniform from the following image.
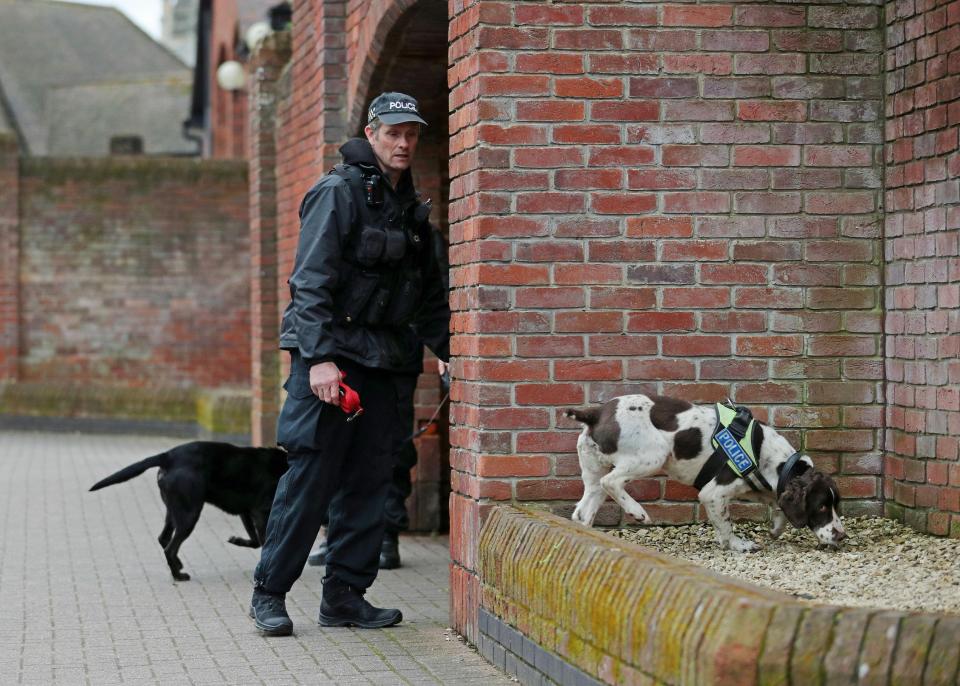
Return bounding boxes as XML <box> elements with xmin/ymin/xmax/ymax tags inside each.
<box><xmin>307</xmin><ymin>231</ymin><xmax>450</xmax><ymax>571</ymax></box>
<box><xmin>249</xmin><ymin>92</ymin><xmax>450</xmax><ymax>635</ymax></box>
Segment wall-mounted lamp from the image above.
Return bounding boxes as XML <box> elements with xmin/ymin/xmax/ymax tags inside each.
<box><xmin>245</xmin><ymin>21</ymin><xmax>271</xmax><ymax>51</ymax></box>
<box><xmin>216</xmin><ymin>60</ymin><xmax>246</xmax><ymax>91</ymax></box>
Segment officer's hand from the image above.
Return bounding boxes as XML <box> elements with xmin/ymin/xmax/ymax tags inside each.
<box><xmin>437</xmin><ymin>360</ymin><xmax>450</xmax><ymax>391</ymax></box>
<box><xmin>310</xmin><ymin>362</ymin><xmax>343</xmax><ymax>406</ymax></box>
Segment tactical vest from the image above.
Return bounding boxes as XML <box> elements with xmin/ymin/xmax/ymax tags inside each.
<box><xmin>693</xmin><ymin>401</ymin><xmax>772</xmax><ymax>492</ymax></box>
<box><xmin>328</xmin><ymin>163</ymin><xmax>432</xmax><ymax>329</ymax></box>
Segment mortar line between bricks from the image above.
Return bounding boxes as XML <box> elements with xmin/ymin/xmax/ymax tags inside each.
<box><xmin>948</xmin><ymin>624</ymin><xmax>960</xmax><ymax>686</ymax></box>
<box><xmin>885</xmin><ymin>616</ymin><xmax>905</xmax><ymax>686</ymax></box>
<box><xmin>917</xmin><ymin>616</ymin><xmax>940</xmax><ymax>686</ymax></box>
<box><xmin>819</xmin><ymin>610</ymin><xmax>840</xmax><ymax>686</ymax></box>
<box><xmin>688</xmin><ymin>593</ymin><xmax>728</xmax><ymax>686</ymax></box>
<box><xmin>753</xmin><ymin>604</ymin><xmax>775</xmax><ymax>686</ymax></box>
<box><xmin>679</xmin><ymin>595</ymin><xmax>711</xmax><ymax>685</ymax></box>
<box><xmin>876</xmin><ymin>0</ymin><xmax>890</xmax><ymax>523</ymax></box>
<box><xmin>850</xmin><ymin>609</ymin><xmax>879</xmax><ymax>685</ymax></box>
<box><xmin>786</xmin><ymin>606</ymin><xmax>809</xmax><ymax>686</ymax></box>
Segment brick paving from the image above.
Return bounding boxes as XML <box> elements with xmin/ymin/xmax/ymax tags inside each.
<box><xmin>0</xmin><ymin>430</ymin><xmax>512</xmax><ymax>685</ymax></box>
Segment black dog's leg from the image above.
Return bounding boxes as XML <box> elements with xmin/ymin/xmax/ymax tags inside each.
<box><xmin>158</xmin><ymin>510</ymin><xmax>174</xmax><ymax>548</ymax></box>
<box><xmin>164</xmin><ymin>503</ymin><xmax>203</xmax><ymax>581</ymax></box>
<box><xmin>251</xmin><ymin>509</ymin><xmax>269</xmax><ymax>546</ymax></box>
<box><xmin>228</xmin><ymin>512</ymin><xmax>261</xmax><ymax>548</ymax></box>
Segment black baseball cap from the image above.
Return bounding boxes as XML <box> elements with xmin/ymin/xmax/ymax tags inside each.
<box><xmin>367</xmin><ymin>92</ymin><xmax>428</xmax><ymax>126</ymax></box>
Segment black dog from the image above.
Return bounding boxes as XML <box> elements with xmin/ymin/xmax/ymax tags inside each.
<box><xmin>90</xmin><ymin>441</ymin><xmax>288</xmax><ymax>581</ymax></box>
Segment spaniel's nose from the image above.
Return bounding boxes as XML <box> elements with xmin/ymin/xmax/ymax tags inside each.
<box><xmin>833</xmin><ymin>528</ymin><xmax>846</xmax><ymax>542</ymax></box>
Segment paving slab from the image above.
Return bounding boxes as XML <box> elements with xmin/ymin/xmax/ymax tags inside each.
<box><xmin>0</xmin><ymin>431</ymin><xmax>513</xmax><ymax>685</ymax></box>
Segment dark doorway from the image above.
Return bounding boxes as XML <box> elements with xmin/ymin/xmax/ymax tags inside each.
<box><xmin>360</xmin><ymin>0</ymin><xmax>450</xmax><ymax>533</ymax></box>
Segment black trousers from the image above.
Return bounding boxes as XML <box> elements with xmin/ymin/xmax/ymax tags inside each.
<box><xmin>316</xmin><ymin>372</ymin><xmax>418</xmax><ymax>534</ymax></box>
<box><xmin>254</xmin><ymin>353</ymin><xmax>405</xmax><ymax>593</ymax></box>
<box><xmin>384</xmin><ymin>374</ymin><xmax>418</xmax><ymax>533</ymax></box>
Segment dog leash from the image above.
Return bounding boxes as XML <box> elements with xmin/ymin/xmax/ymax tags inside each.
<box><xmin>337</xmin><ymin>374</ymin><xmax>364</xmax><ymax>421</ymax></box>
<box><xmin>407</xmin><ymin>369</ymin><xmax>451</xmax><ymax>441</ymax></box>
<box><xmin>408</xmin><ymin>390</ymin><xmax>450</xmax><ymax>441</ymax></box>
<box><xmin>339</xmin><ymin>370</ymin><xmax>450</xmax><ymax>438</ymax></box>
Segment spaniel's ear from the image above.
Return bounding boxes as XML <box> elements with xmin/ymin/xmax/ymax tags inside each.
<box><xmin>816</xmin><ymin>473</ymin><xmax>841</xmax><ymax>510</ymax></box>
<box><xmin>777</xmin><ymin>471</ymin><xmax>811</xmax><ymax>528</ymax></box>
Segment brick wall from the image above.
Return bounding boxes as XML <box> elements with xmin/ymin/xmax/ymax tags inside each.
<box><xmin>884</xmin><ymin>0</ymin><xmax>960</xmax><ymax>535</ymax></box>
<box><xmin>255</xmin><ymin>0</ymin><xmax>960</xmax><ymax>643</ymax></box>
<box><xmin>448</xmin><ymin>0</ymin><xmax>885</xmax><ymax>640</ymax></box>
<box><xmin>249</xmin><ymin>32</ymin><xmax>292</xmax><ymax>444</ymax></box>
<box><xmin>16</xmin><ymin>157</ymin><xmax>249</xmax><ymax>389</ymax></box>
<box><xmin>0</xmin><ymin>135</ymin><xmax>19</xmax><ymax>381</ymax></box>
<box><xmin>480</xmin><ymin>506</ymin><xmax>960</xmax><ymax>686</ymax></box>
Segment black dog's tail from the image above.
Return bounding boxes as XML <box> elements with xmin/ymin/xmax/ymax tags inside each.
<box><xmin>89</xmin><ymin>453</ymin><xmax>169</xmax><ymax>492</ymax></box>
<box><xmin>565</xmin><ymin>407</ymin><xmax>601</xmax><ymax>426</ymax></box>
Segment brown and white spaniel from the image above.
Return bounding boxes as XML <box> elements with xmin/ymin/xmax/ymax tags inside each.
<box><xmin>566</xmin><ymin>394</ymin><xmax>846</xmax><ymax>552</ymax></box>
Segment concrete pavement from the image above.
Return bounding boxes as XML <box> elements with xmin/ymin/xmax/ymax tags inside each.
<box><xmin>0</xmin><ymin>430</ymin><xmax>512</xmax><ymax>685</ymax></box>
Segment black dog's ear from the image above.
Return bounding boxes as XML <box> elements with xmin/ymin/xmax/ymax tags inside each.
<box><xmin>777</xmin><ymin>471</ymin><xmax>811</xmax><ymax>528</ymax></box>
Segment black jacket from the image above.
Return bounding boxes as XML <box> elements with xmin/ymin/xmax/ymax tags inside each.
<box><xmin>279</xmin><ymin>138</ymin><xmax>450</xmax><ymax>373</ymax></box>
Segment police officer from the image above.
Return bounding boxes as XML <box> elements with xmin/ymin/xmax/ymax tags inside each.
<box><xmin>249</xmin><ymin>92</ymin><xmax>450</xmax><ymax>635</ymax></box>
<box><xmin>307</xmin><ymin>230</ymin><xmax>450</xmax><ymax>571</ymax></box>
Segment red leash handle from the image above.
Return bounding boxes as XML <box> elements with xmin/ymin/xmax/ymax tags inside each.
<box><xmin>337</xmin><ymin>373</ymin><xmax>363</xmax><ymax>421</ymax></box>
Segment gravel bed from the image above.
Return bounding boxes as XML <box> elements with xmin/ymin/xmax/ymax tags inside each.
<box><xmin>610</xmin><ymin>517</ymin><xmax>960</xmax><ymax>616</ymax></box>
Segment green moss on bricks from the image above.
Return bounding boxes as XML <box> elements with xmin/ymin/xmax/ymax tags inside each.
<box><xmin>0</xmin><ymin>382</ymin><xmax>250</xmax><ymax>434</ymax></box>
<box><xmin>196</xmin><ymin>391</ymin><xmax>251</xmax><ymax>434</ymax></box>
<box><xmin>480</xmin><ymin>507</ymin><xmax>960</xmax><ymax>686</ymax></box>
<box><xmin>885</xmin><ymin>502</ymin><xmax>905</xmax><ymax>522</ymax></box>
<box><xmin>0</xmin><ymin>382</ymin><xmax>195</xmax><ymax>421</ymax></box>
<box><xmin>904</xmin><ymin>507</ymin><xmax>928</xmax><ymax>532</ymax></box>
<box><xmin>891</xmin><ymin>615</ymin><xmax>938</xmax><ymax>685</ymax></box>
<box><xmin>951</xmin><ymin>517</ymin><xmax>960</xmax><ymax>539</ymax></box>
<box><xmin>923</xmin><ymin>617</ymin><xmax>960</xmax><ymax>683</ymax></box>
<box><xmin>21</xmin><ymin>157</ymin><xmax>247</xmax><ymax>187</ymax></box>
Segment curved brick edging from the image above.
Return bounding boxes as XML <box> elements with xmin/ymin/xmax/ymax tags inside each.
<box><xmin>478</xmin><ymin>506</ymin><xmax>960</xmax><ymax>686</ymax></box>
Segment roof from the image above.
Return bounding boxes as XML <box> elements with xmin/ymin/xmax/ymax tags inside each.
<box><xmin>0</xmin><ymin>92</ymin><xmax>14</xmax><ymax>137</ymax></box>
<box><xmin>46</xmin><ymin>73</ymin><xmax>196</xmax><ymax>155</ymax></box>
<box><xmin>0</xmin><ymin>0</ymin><xmax>190</xmax><ymax>155</ymax></box>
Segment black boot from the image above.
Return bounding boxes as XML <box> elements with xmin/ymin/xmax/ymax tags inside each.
<box><xmin>249</xmin><ymin>588</ymin><xmax>293</xmax><ymax>636</ymax></box>
<box><xmin>307</xmin><ymin>540</ymin><xmax>328</xmax><ymax>567</ymax></box>
<box><xmin>318</xmin><ymin>576</ymin><xmax>402</xmax><ymax>628</ymax></box>
<box><xmin>379</xmin><ymin>531</ymin><xmax>400</xmax><ymax>570</ymax></box>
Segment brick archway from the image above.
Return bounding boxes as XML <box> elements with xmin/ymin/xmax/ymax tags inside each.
<box><xmin>354</xmin><ymin>0</ymin><xmax>452</xmax><ymax>531</ymax></box>
<box><xmin>349</xmin><ymin>1</ymin><xmax>450</xmax><ymax>231</ymax></box>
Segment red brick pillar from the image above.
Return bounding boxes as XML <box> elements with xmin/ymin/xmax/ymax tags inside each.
<box><xmin>274</xmin><ymin>0</ymin><xmax>347</xmax><ymax>381</ymax></box>
<box><xmin>249</xmin><ymin>33</ymin><xmax>292</xmax><ymax>445</ymax></box>
<box><xmin>884</xmin><ymin>0</ymin><xmax>960</xmax><ymax>535</ymax></box>
<box><xmin>0</xmin><ymin>135</ymin><xmax>19</xmax><ymax>381</ymax></box>
<box><xmin>449</xmin><ymin>1</ymin><xmax>884</xmax><ymax>639</ymax></box>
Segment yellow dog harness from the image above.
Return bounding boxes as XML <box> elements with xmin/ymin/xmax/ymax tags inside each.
<box><xmin>693</xmin><ymin>401</ymin><xmax>772</xmax><ymax>492</ymax></box>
